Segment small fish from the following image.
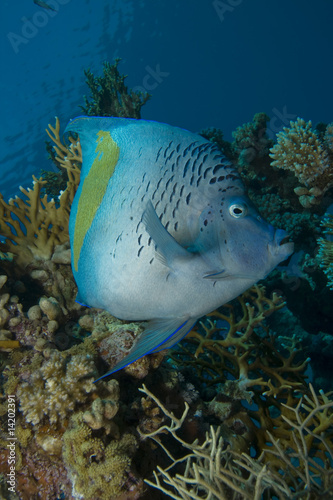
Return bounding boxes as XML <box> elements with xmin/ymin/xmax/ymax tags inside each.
<box><xmin>65</xmin><ymin>117</ymin><xmax>294</xmax><ymax>379</ymax></box>
<box><xmin>33</xmin><ymin>0</ymin><xmax>56</xmax><ymax>12</ymax></box>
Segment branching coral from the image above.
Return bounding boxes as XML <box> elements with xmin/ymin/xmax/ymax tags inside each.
<box><xmin>17</xmin><ymin>351</ymin><xmax>96</xmax><ymax>424</ymax></box>
<box><xmin>269</xmin><ymin>118</ymin><xmax>333</xmax><ymax>208</ymax></box>
<box><xmin>172</xmin><ymin>285</ymin><xmax>308</xmax><ymax>398</ymax></box>
<box><xmin>263</xmin><ymin>383</ymin><xmax>333</xmax><ymax>494</ymax></box>
<box><xmin>0</xmin><ymin>118</ymin><xmax>81</xmax><ymax>269</ymax></box>
<box><xmin>80</xmin><ymin>58</ymin><xmax>151</xmax><ymax>118</ymax></box>
<box><xmin>45</xmin><ymin>116</ymin><xmax>82</xmax><ymax>187</ymax></box>
<box><xmin>139</xmin><ymin>383</ymin><xmax>333</xmax><ymax>500</ymax></box>
<box><xmin>317</xmin><ymin>214</ymin><xmax>333</xmax><ymax>289</ymax></box>
<box><xmin>0</xmin><ymin>176</ymin><xmax>71</xmax><ymax>267</ymax></box>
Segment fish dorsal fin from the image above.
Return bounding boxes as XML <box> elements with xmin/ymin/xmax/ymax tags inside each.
<box><xmin>143</xmin><ymin>201</ymin><xmax>191</xmax><ymax>268</ymax></box>
<box><xmin>94</xmin><ymin>317</ymin><xmax>196</xmax><ymax>381</ymax></box>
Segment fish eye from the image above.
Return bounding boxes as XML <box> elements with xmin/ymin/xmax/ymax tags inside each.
<box><xmin>229</xmin><ymin>203</ymin><xmax>247</xmax><ymax>218</ymax></box>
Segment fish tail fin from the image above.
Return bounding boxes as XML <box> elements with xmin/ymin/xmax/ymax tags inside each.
<box><xmin>94</xmin><ymin>317</ymin><xmax>196</xmax><ymax>382</ymax></box>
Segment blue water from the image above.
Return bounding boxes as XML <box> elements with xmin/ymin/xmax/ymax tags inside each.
<box><xmin>1</xmin><ymin>0</ymin><xmax>332</xmax><ymax>199</ymax></box>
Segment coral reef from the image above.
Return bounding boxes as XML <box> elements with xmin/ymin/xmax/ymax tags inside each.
<box><xmin>270</xmin><ymin>118</ymin><xmax>333</xmax><ymax>208</ymax></box>
<box><xmin>17</xmin><ymin>351</ymin><xmax>96</xmax><ymax>425</ymax></box>
<box><xmin>139</xmin><ymin>383</ymin><xmax>333</xmax><ymax>499</ymax></box>
<box><xmin>63</xmin><ymin>413</ymin><xmax>142</xmax><ymax>500</ymax></box>
<box><xmin>232</xmin><ymin>112</ymin><xmax>274</xmax><ymax>167</ymax></box>
<box><xmin>172</xmin><ymin>285</ymin><xmax>308</xmax><ymax>398</ymax></box>
<box><xmin>0</xmin><ymin>117</ymin><xmax>81</xmax><ymax>270</ymax></box>
<box><xmin>0</xmin><ymin>176</ymin><xmax>71</xmax><ymax>268</ymax></box>
<box><xmin>317</xmin><ymin>214</ymin><xmax>333</xmax><ymax>289</ymax></box>
<box><xmin>0</xmin><ymin>64</ymin><xmax>332</xmax><ymax>498</ymax></box>
<box><xmin>80</xmin><ymin>58</ymin><xmax>151</xmax><ymax>118</ymax></box>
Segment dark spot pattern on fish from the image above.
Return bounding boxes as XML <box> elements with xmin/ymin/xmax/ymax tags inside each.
<box><xmin>203</xmin><ymin>167</ymin><xmax>212</xmax><ymax>178</ymax></box>
<box><xmin>156</xmin><ymin>147</ymin><xmax>163</xmax><ymax>162</ymax></box>
<box><xmin>172</xmin><ymin>199</ymin><xmax>181</xmax><ymax>218</ymax></box>
<box><xmin>165</xmin><ymin>175</ymin><xmax>175</xmax><ymax>190</ymax></box>
<box><xmin>182</xmin><ymin>159</ymin><xmax>191</xmax><ymax>178</ymax></box>
<box><xmin>137</xmin><ymin>246</ymin><xmax>144</xmax><ymax>257</ymax></box>
<box><xmin>164</xmin><ymin>141</ymin><xmax>173</xmax><ymax>158</ymax></box>
<box><xmin>182</xmin><ymin>141</ymin><xmax>198</xmax><ymax>157</ymax></box>
<box><xmin>186</xmin><ymin>193</ymin><xmax>191</xmax><ymax>205</ymax></box>
<box><xmin>213</xmin><ymin>164</ymin><xmax>225</xmax><ymax>175</ymax></box>
<box><xmin>226</xmin><ymin>173</ymin><xmax>239</xmax><ymax>181</ymax></box>
<box><xmin>166</xmin><ymin>150</ymin><xmax>175</xmax><ymax>162</ymax></box>
<box><xmin>169</xmin><ymin>183</ymin><xmax>177</xmax><ymax>203</ymax></box>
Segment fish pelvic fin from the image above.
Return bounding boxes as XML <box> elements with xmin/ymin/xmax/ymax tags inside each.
<box><xmin>94</xmin><ymin>317</ymin><xmax>197</xmax><ymax>382</ymax></box>
<box><xmin>142</xmin><ymin>201</ymin><xmax>191</xmax><ymax>268</ymax></box>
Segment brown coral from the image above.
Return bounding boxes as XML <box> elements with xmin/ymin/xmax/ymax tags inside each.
<box><xmin>17</xmin><ymin>351</ymin><xmax>96</xmax><ymax>425</ymax></box>
<box><xmin>269</xmin><ymin>118</ymin><xmax>333</xmax><ymax>208</ymax></box>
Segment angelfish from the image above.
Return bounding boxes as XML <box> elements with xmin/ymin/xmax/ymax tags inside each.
<box><xmin>65</xmin><ymin>117</ymin><xmax>294</xmax><ymax>379</ymax></box>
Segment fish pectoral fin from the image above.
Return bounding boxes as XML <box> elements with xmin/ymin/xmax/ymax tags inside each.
<box><xmin>203</xmin><ymin>269</ymin><xmax>227</xmax><ymax>279</ymax></box>
<box><xmin>94</xmin><ymin>317</ymin><xmax>196</xmax><ymax>381</ymax></box>
<box><xmin>143</xmin><ymin>201</ymin><xmax>190</xmax><ymax>268</ymax></box>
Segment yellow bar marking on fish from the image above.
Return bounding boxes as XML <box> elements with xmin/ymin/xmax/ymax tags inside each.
<box><xmin>74</xmin><ymin>131</ymin><xmax>120</xmax><ymax>271</ymax></box>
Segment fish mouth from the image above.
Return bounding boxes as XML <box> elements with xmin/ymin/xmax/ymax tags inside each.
<box><xmin>270</xmin><ymin>229</ymin><xmax>294</xmax><ymax>259</ymax></box>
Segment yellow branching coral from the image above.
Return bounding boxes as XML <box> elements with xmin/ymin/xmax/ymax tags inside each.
<box><xmin>0</xmin><ymin>177</ymin><xmax>72</xmax><ymax>266</ymax></box>
<box><xmin>0</xmin><ymin>118</ymin><xmax>81</xmax><ymax>268</ymax></box>
<box><xmin>269</xmin><ymin>118</ymin><xmax>333</xmax><ymax>208</ymax></box>
<box><xmin>139</xmin><ymin>384</ymin><xmax>333</xmax><ymax>500</ymax></box>
<box><xmin>172</xmin><ymin>285</ymin><xmax>308</xmax><ymax>399</ymax></box>
<box><xmin>263</xmin><ymin>383</ymin><xmax>333</xmax><ymax>490</ymax></box>
<box><xmin>45</xmin><ymin>116</ymin><xmax>82</xmax><ymax>186</ymax></box>
<box><xmin>317</xmin><ymin>214</ymin><xmax>333</xmax><ymax>289</ymax></box>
